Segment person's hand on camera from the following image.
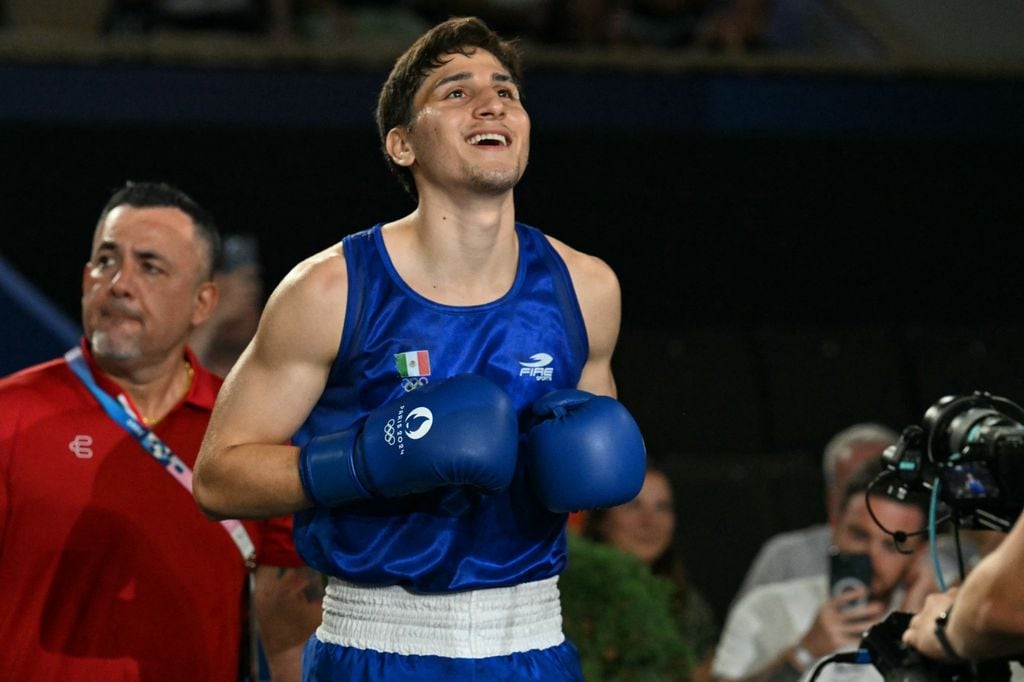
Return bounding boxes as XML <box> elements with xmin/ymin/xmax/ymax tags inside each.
<box><xmin>800</xmin><ymin>586</ymin><xmax>886</xmax><ymax>657</ymax></box>
<box><xmin>901</xmin><ymin>588</ymin><xmax>959</xmax><ymax>662</ymax></box>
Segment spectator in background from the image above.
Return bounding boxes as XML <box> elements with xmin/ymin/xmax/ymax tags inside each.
<box><xmin>733</xmin><ymin>423</ymin><xmax>898</xmax><ymax>603</ymax></box>
<box><xmin>695</xmin><ymin>0</ymin><xmax>883</xmax><ymax>56</ymax></box>
<box><xmin>584</xmin><ymin>463</ymin><xmax>719</xmax><ymax>681</ymax></box>
<box><xmin>711</xmin><ymin>456</ymin><xmax>931</xmax><ymax>682</ymax></box>
<box><xmin>190</xmin><ymin>232</ymin><xmax>264</xmax><ymax>376</ymax></box>
<box><xmin>535</xmin><ymin>0</ymin><xmax>702</xmax><ymax>47</ymax></box>
<box><xmin>98</xmin><ymin>0</ymin><xmax>876</xmax><ymax>54</ymax></box>
<box><xmin>103</xmin><ymin>0</ymin><xmax>291</xmax><ymax>36</ymax></box>
<box><xmin>693</xmin><ymin>0</ymin><xmax>769</xmax><ymax>51</ymax></box>
<box><xmin>613</xmin><ymin>0</ymin><xmax>717</xmax><ymax>48</ymax></box>
<box><xmin>0</xmin><ymin>181</ymin><xmax>320</xmax><ymax>680</ymax></box>
<box><xmin>411</xmin><ymin>0</ymin><xmax>551</xmax><ymax>42</ymax></box>
<box><xmin>291</xmin><ymin>1</ymin><xmax>429</xmax><ymax>44</ymax></box>
<box><xmin>410</xmin><ymin>0</ymin><xmax>717</xmax><ymax>48</ymax></box>
<box><xmin>102</xmin><ymin>0</ymin><xmax>424</xmax><ymax>44</ymax></box>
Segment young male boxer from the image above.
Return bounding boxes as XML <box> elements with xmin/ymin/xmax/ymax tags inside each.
<box><xmin>194</xmin><ymin>17</ymin><xmax>646</xmax><ymax>681</ymax></box>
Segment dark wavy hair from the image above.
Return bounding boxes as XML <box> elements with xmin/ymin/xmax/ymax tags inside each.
<box><xmin>375</xmin><ymin>16</ymin><xmax>524</xmax><ymax>197</ymax></box>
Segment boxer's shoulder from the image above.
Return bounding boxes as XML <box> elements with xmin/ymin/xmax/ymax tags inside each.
<box><xmin>270</xmin><ymin>244</ymin><xmax>348</xmax><ymax>309</ymax></box>
<box><xmin>255</xmin><ymin>245</ymin><xmax>348</xmax><ymax>365</ymax></box>
<box><xmin>540</xmin><ymin>234</ymin><xmax>618</xmax><ymax>297</ymax></box>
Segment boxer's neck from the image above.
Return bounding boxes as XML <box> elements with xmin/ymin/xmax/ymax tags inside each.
<box><xmin>381</xmin><ymin>208</ymin><xmax>519</xmax><ymax>306</ymax></box>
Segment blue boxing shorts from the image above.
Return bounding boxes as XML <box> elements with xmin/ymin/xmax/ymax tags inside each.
<box><xmin>301</xmin><ymin>576</ymin><xmax>584</xmax><ymax>681</ymax></box>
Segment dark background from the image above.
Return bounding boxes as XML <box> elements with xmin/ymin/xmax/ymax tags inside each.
<box><xmin>2</xmin><ymin>61</ymin><xmax>1023</xmax><ymax>621</ymax></box>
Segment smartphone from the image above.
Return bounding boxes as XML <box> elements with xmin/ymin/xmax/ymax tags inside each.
<box><xmin>829</xmin><ymin>550</ymin><xmax>872</xmax><ymax>610</ymax></box>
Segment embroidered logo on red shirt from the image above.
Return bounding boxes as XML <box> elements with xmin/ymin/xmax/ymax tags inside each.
<box><xmin>68</xmin><ymin>434</ymin><xmax>94</xmax><ymax>459</ymax></box>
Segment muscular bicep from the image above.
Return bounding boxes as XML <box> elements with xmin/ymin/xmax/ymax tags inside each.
<box><xmin>193</xmin><ymin>248</ymin><xmax>348</xmax><ymax>518</ymax></box>
<box><xmin>210</xmin><ymin>250</ymin><xmax>347</xmax><ymax>450</ymax></box>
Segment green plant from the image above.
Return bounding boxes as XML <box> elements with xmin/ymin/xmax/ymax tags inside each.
<box><xmin>560</xmin><ymin>534</ymin><xmax>695</xmax><ymax>681</ymax></box>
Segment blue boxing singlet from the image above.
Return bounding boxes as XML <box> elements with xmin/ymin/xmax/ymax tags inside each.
<box><xmin>292</xmin><ymin>222</ymin><xmax>588</xmax><ymax>593</ymax></box>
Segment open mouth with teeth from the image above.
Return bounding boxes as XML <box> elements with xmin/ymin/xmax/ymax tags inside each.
<box><xmin>467</xmin><ymin>133</ymin><xmax>509</xmax><ymax>147</ymax></box>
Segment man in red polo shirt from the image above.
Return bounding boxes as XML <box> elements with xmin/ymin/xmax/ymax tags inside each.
<box><xmin>0</xmin><ymin>182</ymin><xmax>320</xmax><ymax>680</ymax></box>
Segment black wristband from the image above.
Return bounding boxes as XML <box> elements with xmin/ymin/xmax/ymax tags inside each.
<box><xmin>934</xmin><ymin>607</ymin><xmax>965</xmax><ymax>662</ymax></box>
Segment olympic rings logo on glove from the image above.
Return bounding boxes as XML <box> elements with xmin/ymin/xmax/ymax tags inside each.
<box><xmin>383</xmin><ymin>419</ymin><xmax>397</xmax><ymax>445</ymax></box>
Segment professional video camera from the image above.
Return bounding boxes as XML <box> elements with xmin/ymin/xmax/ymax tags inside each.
<box><xmin>857</xmin><ymin>612</ymin><xmax>1011</xmax><ymax>682</ymax></box>
<box><xmin>882</xmin><ymin>391</ymin><xmax>1024</xmax><ymax>532</ymax></box>
<box><xmin>808</xmin><ymin>392</ymin><xmax>1024</xmax><ymax>681</ymax></box>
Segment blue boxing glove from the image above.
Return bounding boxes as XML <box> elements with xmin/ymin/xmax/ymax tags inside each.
<box><xmin>299</xmin><ymin>374</ymin><xmax>518</xmax><ymax>507</ymax></box>
<box><xmin>526</xmin><ymin>390</ymin><xmax>646</xmax><ymax>513</ymax></box>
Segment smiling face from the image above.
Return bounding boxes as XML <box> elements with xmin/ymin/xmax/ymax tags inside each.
<box><xmin>599</xmin><ymin>470</ymin><xmax>677</xmax><ymax>565</ymax></box>
<box><xmin>386</xmin><ymin>48</ymin><xmax>530</xmax><ymax>198</ymax></box>
<box><xmin>82</xmin><ymin>205</ymin><xmax>215</xmax><ymax>369</ymax></box>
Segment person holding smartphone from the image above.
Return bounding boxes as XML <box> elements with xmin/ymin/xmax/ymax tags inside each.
<box><xmin>710</xmin><ymin>457</ymin><xmax>929</xmax><ymax>682</ymax></box>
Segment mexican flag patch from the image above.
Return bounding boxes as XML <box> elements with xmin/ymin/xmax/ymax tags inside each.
<box><xmin>395</xmin><ymin>350</ymin><xmax>431</xmax><ymax>378</ymax></box>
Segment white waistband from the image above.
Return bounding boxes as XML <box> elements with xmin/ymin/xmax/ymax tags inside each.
<box><xmin>315</xmin><ymin>576</ymin><xmax>565</xmax><ymax>658</ymax></box>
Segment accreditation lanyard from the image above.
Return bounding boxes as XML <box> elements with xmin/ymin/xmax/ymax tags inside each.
<box><xmin>64</xmin><ymin>347</ymin><xmax>256</xmax><ymax>568</ymax></box>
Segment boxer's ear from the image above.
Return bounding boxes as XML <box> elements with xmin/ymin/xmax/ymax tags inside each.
<box><xmin>386</xmin><ymin>128</ymin><xmax>415</xmax><ymax>168</ymax></box>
